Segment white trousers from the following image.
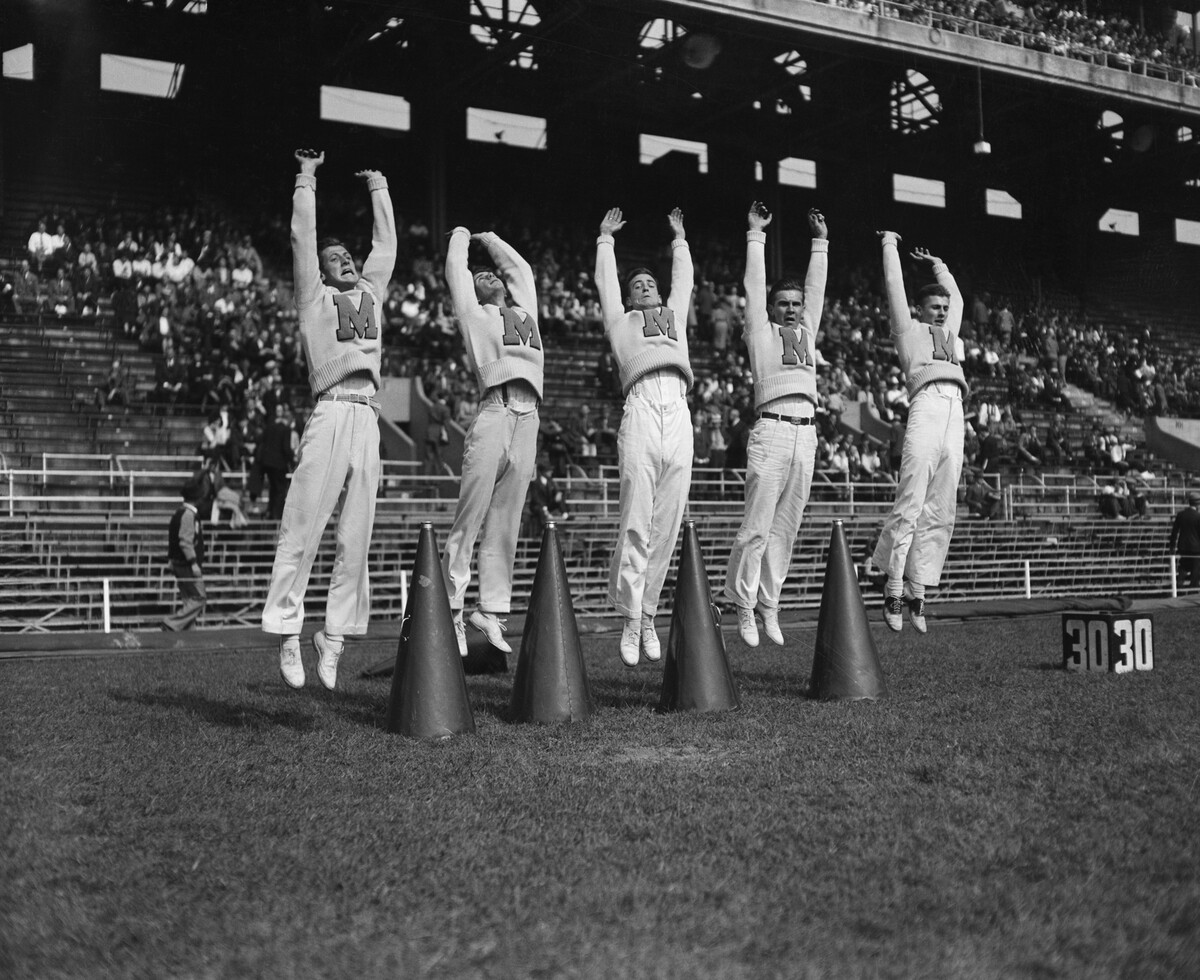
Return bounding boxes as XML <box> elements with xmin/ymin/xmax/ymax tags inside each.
<box><xmin>262</xmin><ymin>400</ymin><xmax>380</xmax><ymax>636</ymax></box>
<box><xmin>724</xmin><ymin>418</ymin><xmax>817</xmax><ymax>610</ymax></box>
<box><xmin>442</xmin><ymin>399</ymin><xmax>539</xmax><ymax>613</ymax></box>
<box><xmin>608</xmin><ymin>380</ymin><xmax>693</xmax><ymax>618</ymax></box>
<box><xmin>872</xmin><ymin>383</ymin><xmax>964</xmax><ymax>588</ymax></box>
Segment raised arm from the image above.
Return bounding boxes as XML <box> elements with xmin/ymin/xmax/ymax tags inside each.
<box><xmin>665</xmin><ymin>207</ymin><xmax>694</xmax><ymax>314</ymax></box>
<box><xmin>444</xmin><ymin>227</ymin><xmax>479</xmax><ymax>321</ymax></box>
<box><xmin>594</xmin><ymin>208</ymin><xmax>626</xmax><ymax>326</ymax></box>
<box><xmin>914</xmin><ymin>246</ymin><xmax>964</xmax><ymax>335</ymax></box>
<box><xmin>803</xmin><ymin>208</ymin><xmax>829</xmax><ymax>333</ymax></box>
<box><xmin>291</xmin><ymin>149</ymin><xmax>324</xmax><ymax>309</ymax></box>
<box><xmin>743</xmin><ymin>201</ymin><xmax>770</xmax><ymax>338</ymax></box>
<box><xmin>878</xmin><ymin>231</ymin><xmax>911</xmax><ymax>335</ymax></box>
<box><xmin>476</xmin><ymin>232</ymin><xmax>537</xmax><ymax>313</ymax></box>
<box><xmin>356</xmin><ymin>168</ymin><xmax>397</xmax><ymax>301</ymax></box>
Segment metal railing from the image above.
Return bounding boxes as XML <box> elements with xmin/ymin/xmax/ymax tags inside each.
<box><xmin>864</xmin><ymin>0</ymin><xmax>1200</xmax><ymax>87</ymax></box>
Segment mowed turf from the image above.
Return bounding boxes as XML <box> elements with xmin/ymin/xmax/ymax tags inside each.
<box><xmin>3</xmin><ymin>608</ymin><xmax>1199</xmax><ymax>980</ymax></box>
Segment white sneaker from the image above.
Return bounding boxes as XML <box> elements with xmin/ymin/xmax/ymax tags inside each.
<box><xmin>640</xmin><ymin>614</ymin><xmax>661</xmax><ymax>662</ymax></box>
<box><xmin>469</xmin><ymin>610</ymin><xmax>512</xmax><ymax>653</ymax></box>
<box><xmin>883</xmin><ymin>595</ymin><xmax>904</xmax><ymax>633</ymax></box>
<box><xmin>619</xmin><ymin>617</ymin><xmax>640</xmax><ymax>667</ymax></box>
<box><xmin>279</xmin><ymin>636</ymin><xmax>304</xmax><ymax>688</ymax></box>
<box><xmin>759</xmin><ymin>606</ymin><xmax>784</xmax><ymax>645</ymax></box>
<box><xmin>737</xmin><ymin>605</ymin><xmax>759</xmax><ymax>647</ymax></box>
<box><xmin>453</xmin><ymin>612</ymin><xmax>468</xmax><ymax>658</ymax></box>
<box><xmin>906</xmin><ymin>595</ymin><xmax>928</xmax><ymax>634</ymax></box>
<box><xmin>314</xmin><ymin>631</ymin><xmax>342</xmax><ymax>690</ymax></box>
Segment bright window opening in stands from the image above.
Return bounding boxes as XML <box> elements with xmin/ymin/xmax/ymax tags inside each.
<box><xmin>3</xmin><ymin>44</ymin><xmax>34</xmax><ymax>81</ymax></box>
<box><xmin>129</xmin><ymin>0</ymin><xmax>207</xmax><ymax>10</ymax></box>
<box><xmin>986</xmin><ymin>189</ymin><xmax>1022</xmax><ymax>219</ymax></box>
<box><xmin>468</xmin><ymin>108</ymin><xmax>546</xmax><ymax>149</ymax></box>
<box><xmin>1099</xmin><ymin>208</ymin><xmax>1139</xmax><ymax>235</ymax></box>
<box><xmin>471</xmin><ymin>0</ymin><xmax>539</xmax><ymax>69</ymax></box>
<box><xmin>100</xmin><ymin>54</ymin><xmax>184</xmax><ymax>98</ymax></box>
<box><xmin>1099</xmin><ymin>110</ymin><xmax>1124</xmax><ymax>163</ymax></box>
<box><xmin>891</xmin><ymin>70</ymin><xmax>939</xmax><ymax>133</ymax></box>
<box><xmin>368</xmin><ymin>16</ymin><xmax>406</xmax><ymax>46</ymax></box>
<box><xmin>320</xmin><ymin>87</ymin><xmax>411</xmax><ymax>131</ymax></box>
<box><xmin>893</xmin><ymin>174</ymin><xmax>945</xmax><ymax>208</ymax></box>
<box><xmin>779</xmin><ymin>158</ymin><xmax>817</xmax><ymax>189</ymax></box>
<box><xmin>640</xmin><ymin>134</ymin><xmax>708</xmax><ymax>173</ymax></box>
<box><xmin>1174</xmin><ymin>218</ymin><xmax>1200</xmax><ymax>245</ymax></box>
<box><xmin>1178</xmin><ymin>126</ymin><xmax>1193</xmax><ymax>142</ymax></box>
<box><xmin>639</xmin><ymin>18</ymin><xmax>686</xmax><ymax>49</ymax></box>
<box><xmin>774</xmin><ymin>51</ymin><xmax>812</xmax><ymax>103</ymax></box>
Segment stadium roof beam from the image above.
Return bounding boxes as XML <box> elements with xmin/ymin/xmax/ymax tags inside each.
<box><xmin>445</xmin><ymin>0</ymin><xmax>590</xmax><ymax>96</ymax></box>
<box><xmin>323</xmin><ymin>0</ymin><xmax>427</xmax><ymax>84</ymax></box>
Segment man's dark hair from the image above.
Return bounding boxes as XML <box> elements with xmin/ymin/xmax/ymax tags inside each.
<box><xmin>317</xmin><ymin>236</ymin><xmax>346</xmax><ymax>255</ymax></box>
<box><xmin>767</xmin><ymin>277</ymin><xmax>806</xmax><ymax>308</ymax></box>
<box><xmin>624</xmin><ymin>266</ymin><xmax>658</xmax><ymax>297</ymax></box>
<box><xmin>916</xmin><ymin>284</ymin><xmax>950</xmax><ymax>304</ymax></box>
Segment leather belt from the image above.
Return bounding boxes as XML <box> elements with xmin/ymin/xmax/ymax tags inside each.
<box><xmin>491</xmin><ymin>382</ymin><xmax>540</xmax><ymax>409</ymax></box>
<box><xmin>319</xmin><ymin>392</ymin><xmax>379</xmax><ymax>409</ymax></box>
<box><xmin>758</xmin><ymin>411</ymin><xmax>814</xmax><ymax>425</ymax></box>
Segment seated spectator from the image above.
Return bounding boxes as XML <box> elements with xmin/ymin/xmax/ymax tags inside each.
<box><xmin>98</xmin><ymin>357</ymin><xmax>131</xmax><ymax>410</ymax></box>
<box><xmin>965</xmin><ymin>471</ymin><xmax>1002</xmax><ymax>520</ymax></box>
<box><xmin>977</xmin><ymin>423</ymin><xmax>1009</xmax><ymax>473</ymax></box>
<box><xmin>1015</xmin><ymin>425</ymin><xmax>1043</xmax><ymax>468</ymax></box>
<box><xmin>542</xmin><ymin>419</ymin><xmax>572</xmax><ymax>478</ymax></box>
<box><xmin>27</xmin><ymin>220</ymin><xmax>55</xmax><ymax>274</ymax></box>
<box><xmin>12</xmin><ymin>259</ymin><xmax>43</xmax><ymax>313</ymax></box>
<box><xmin>564</xmin><ymin>404</ymin><xmax>598</xmax><ymax>473</ymax></box>
<box><xmin>1045</xmin><ymin>415</ymin><xmax>1070</xmax><ymax>465</ymax></box>
<box><xmin>1098</xmin><ymin>484</ymin><xmax>1125</xmax><ymax>520</ymax></box>
<box><xmin>527</xmin><ymin>458</ymin><xmax>570</xmax><ymax>530</ymax></box>
<box><xmin>47</xmin><ymin>267</ymin><xmax>76</xmax><ymax>318</ymax></box>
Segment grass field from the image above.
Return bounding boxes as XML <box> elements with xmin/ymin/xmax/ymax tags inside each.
<box><xmin>3</xmin><ymin>608</ymin><xmax>1200</xmax><ymax>980</ymax></box>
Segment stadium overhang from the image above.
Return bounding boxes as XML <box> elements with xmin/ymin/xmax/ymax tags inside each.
<box><xmin>657</xmin><ymin>0</ymin><xmax>1200</xmax><ymax>114</ymax></box>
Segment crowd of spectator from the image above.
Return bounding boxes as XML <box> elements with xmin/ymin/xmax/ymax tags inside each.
<box><xmin>821</xmin><ymin>0</ymin><xmax>1200</xmax><ymax>80</ymax></box>
<box><xmin>6</xmin><ymin>190</ymin><xmax>1198</xmax><ymax>525</ymax></box>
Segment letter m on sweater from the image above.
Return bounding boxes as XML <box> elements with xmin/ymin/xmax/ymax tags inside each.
<box><xmin>501</xmin><ymin>308</ymin><xmax>542</xmax><ymax>350</ymax></box>
<box><xmin>779</xmin><ymin>325</ymin><xmax>812</xmax><ymax>366</ymax></box>
<box><xmin>641</xmin><ymin>307</ymin><xmax>677</xmax><ymax>340</ymax></box>
<box><xmin>333</xmin><ymin>292</ymin><xmax>378</xmax><ymax>341</ymax></box>
<box><xmin>929</xmin><ymin>324</ymin><xmax>958</xmax><ymax>363</ymax></box>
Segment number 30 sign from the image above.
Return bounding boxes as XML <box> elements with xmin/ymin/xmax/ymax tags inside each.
<box><xmin>1061</xmin><ymin>614</ymin><xmax>1154</xmax><ymax>673</ymax></box>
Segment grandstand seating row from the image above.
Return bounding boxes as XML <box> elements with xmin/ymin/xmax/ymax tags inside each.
<box><xmin>0</xmin><ymin>474</ymin><xmax>1186</xmax><ymax>633</ymax></box>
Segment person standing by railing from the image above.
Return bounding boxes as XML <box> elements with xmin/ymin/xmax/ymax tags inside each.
<box><xmin>162</xmin><ymin>476</ymin><xmax>207</xmax><ymax>632</ymax></box>
<box><xmin>723</xmin><ymin>202</ymin><xmax>828</xmax><ymax>648</ymax></box>
<box><xmin>1169</xmin><ymin>491</ymin><xmax>1200</xmax><ymax>590</ymax></box>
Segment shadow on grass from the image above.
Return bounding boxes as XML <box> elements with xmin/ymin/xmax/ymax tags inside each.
<box><xmin>110</xmin><ymin>683</ymin><xmax>391</xmax><ymax>732</ymax></box>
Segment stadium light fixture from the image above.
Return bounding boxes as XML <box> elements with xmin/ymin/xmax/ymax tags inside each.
<box><xmin>973</xmin><ymin>67</ymin><xmax>991</xmax><ymax>155</ymax></box>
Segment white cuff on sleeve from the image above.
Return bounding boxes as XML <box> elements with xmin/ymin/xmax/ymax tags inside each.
<box><xmin>596</xmin><ymin>234</ymin><xmax>615</xmax><ymax>246</ymax></box>
<box><xmin>811</xmin><ymin>239</ymin><xmax>829</xmax><ymax>253</ymax></box>
<box><xmin>670</xmin><ymin>238</ymin><xmax>688</xmax><ymax>249</ymax></box>
<box><xmin>746</xmin><ymin>231</ymin><xmax>766</xmax><ymax>244</ymax></box>
<box><xmin>295</xmin><ymin>174</ymin><xmax>317</xmax><ymax>190</ymax></box>
<box><xmin>367</xmin><ymin>175</ymin><xmax>388</xmax><ymax>192</ymax></box>
<box><xmin>880</xmin><ymin>232</ymin><xmax>900</xmax><ymax>248</ymax></box>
